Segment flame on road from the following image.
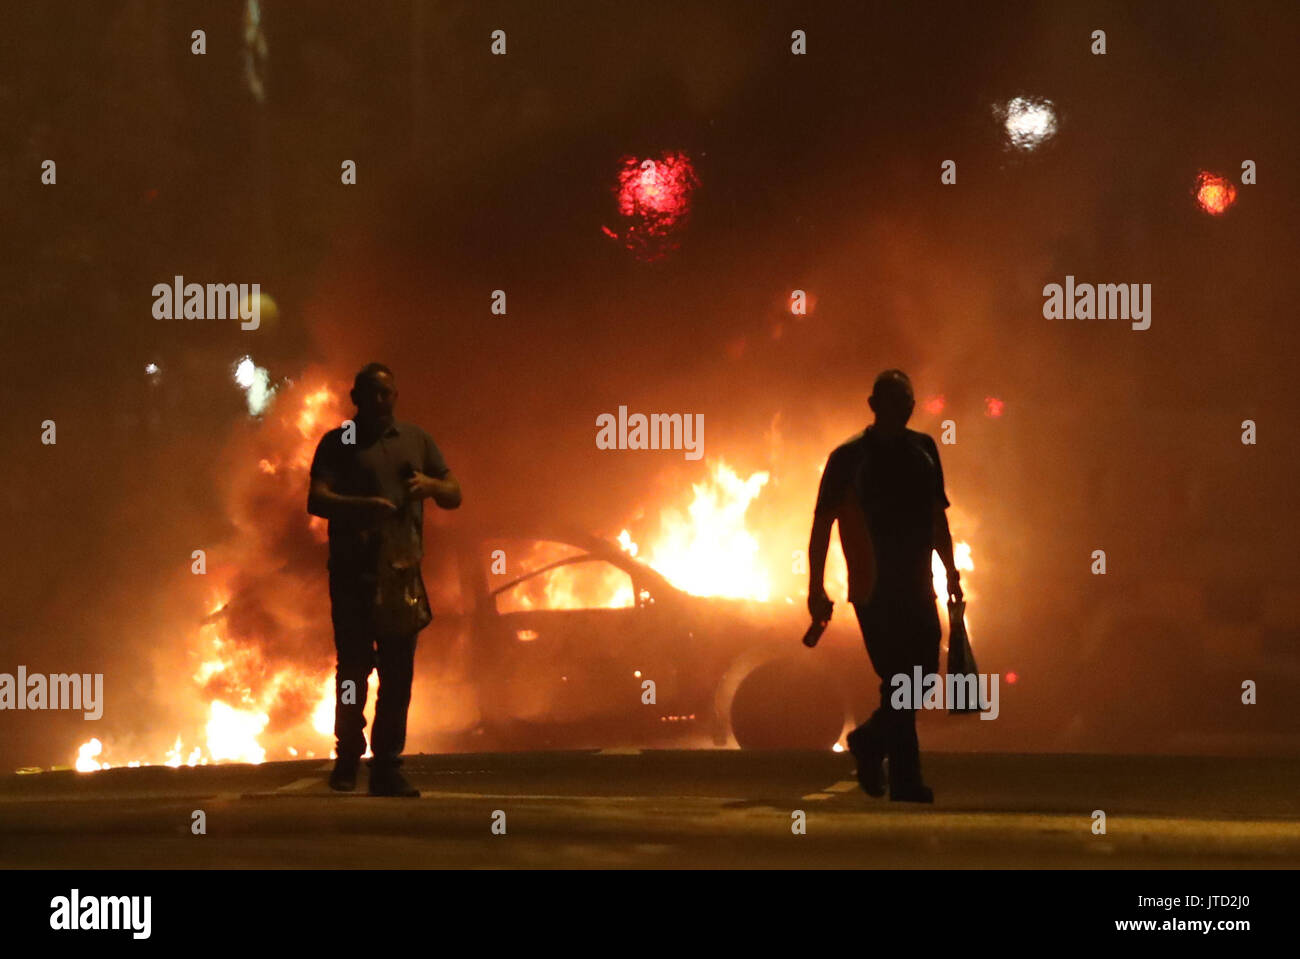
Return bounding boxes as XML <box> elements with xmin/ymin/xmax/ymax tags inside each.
<box><xmin>74</xmin><ymin>375</ymin><xmax>348</xmax><ymax>772</ymax></box>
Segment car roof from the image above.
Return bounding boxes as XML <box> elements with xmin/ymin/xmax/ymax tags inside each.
<box><xmin>449</xmin><ymin>524</ymin><xmax>680</xmax><ymax>595</ymax></box>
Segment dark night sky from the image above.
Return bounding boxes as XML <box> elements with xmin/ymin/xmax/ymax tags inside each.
<box><xmin>1</xmin><ymin>1</ymin><xmax>1297</xmax><ymax>767</ymax></box>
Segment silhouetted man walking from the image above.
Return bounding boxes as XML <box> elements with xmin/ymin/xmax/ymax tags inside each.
<box><xmin>308</xmin><ymin>363</ymin><xmax>461</xmax><ymax>797</ymax></box>
<box><xmin>807</xmin><ymin>369</ymin><xmax>961</xmax><ymax>802</ymax></box>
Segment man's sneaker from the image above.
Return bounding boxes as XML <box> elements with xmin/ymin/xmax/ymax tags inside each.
<box><xmin>369</xmin><ymin>768</ymin><xmax>420</xmax><ymax>798</ymax></box>
<box><xmin>328</xmin><ymin>762</ymin><xmax>358</xmax><ymax>792</ymax></box>
<box><xmin>889</xmin><ymin>783</ymin><xmax>934</xmax><ymax>804</ymax></box>
<box><xmin>845</xmin><ymin>727</ymin><xmax>886</xmax><ymax>797</ymax></box>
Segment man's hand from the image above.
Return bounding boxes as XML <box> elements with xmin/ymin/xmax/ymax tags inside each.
<box><xmin>945</xmin><ymin>569</ymin><xmax>963</xmax><ymax>604</ymax></box>
<box><xmin>405</xmin><ymin>471</ymin><xmax>438</xmax><ymax>501</ymax></box>
<box><xmin>308</xmin><ymin>477</ymin><xmax>398</xmax><ymax>523</ymax></box>
<box><xmin>359</xmin><ymin>496</ymin><xmax>399</xmax><ymax>521</ymax></box>
<box><xmin>807</xmin><ymin>586</ymin><xmax>833</xmax><ymax>622</ymax></box>
<box><xmin>406</xmin><ymin>469</ymin><xmax>462</xmax><ymax>509</ymax></box>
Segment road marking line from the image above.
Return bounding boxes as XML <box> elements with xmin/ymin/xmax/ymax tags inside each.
<box><xmin>412</xmin><ymin>791</ymin><xmax>749</xmax><ymax>803</ymax></box>
<box><xmin>804</xmin><ymin>780</ymin><xmax>860</xmax><ymax>800</ymax></box>
<box><xmin>276</xmin><ymin>777</ymin><xmax>323</xmax><ymax>792</ymax></box>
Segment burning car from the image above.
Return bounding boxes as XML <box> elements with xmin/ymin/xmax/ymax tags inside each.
<box><xmin>412</xmin><ymin>528</ymin><xmax>871</xmax><ymax>752</ymax></box>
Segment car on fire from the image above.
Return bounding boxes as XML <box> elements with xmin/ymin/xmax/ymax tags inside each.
<box><xmin>411</xmin><ymin>528</ymin><xmax>875</xmax><ymax>752</ymax></box>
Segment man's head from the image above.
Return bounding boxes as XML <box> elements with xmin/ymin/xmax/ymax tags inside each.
<box><xmin>351</xmin><ymin>362</ymin><xmax>397</xmax><ymax>421</ymax></box>
<box><xmin>868</xmin><ymin>369</ymin><xmax>914</xmax><ymax>437</ymax></box>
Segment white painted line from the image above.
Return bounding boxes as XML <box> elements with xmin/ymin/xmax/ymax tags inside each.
<box><xmin>275</xmin><ymin>777</ymin><xmax>323</xmax><ymax>792</ymax></box>
<box><xmin>804</xmin><ymin>780</ymin><xmax>860</xmax><ymax>800</ymax></box>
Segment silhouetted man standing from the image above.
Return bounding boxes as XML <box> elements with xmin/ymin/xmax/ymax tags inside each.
<box><xmin>308</xmin><ymin>363</ymin><xmax>461</xmax><ymax>797</ymax></box>
<box><xmin>807</xmin><ymin>369</ymin><xmax>961</xmax><ymax>803</ymax></box>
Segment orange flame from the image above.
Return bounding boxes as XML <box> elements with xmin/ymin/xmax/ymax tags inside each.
<box><xmin>74</xmin><ymin>376</ymin><xmax>348</xmax><ymax>772</ymax></box>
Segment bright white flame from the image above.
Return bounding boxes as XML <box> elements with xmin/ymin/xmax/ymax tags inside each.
<box><xmin>311</xmin><ymin>672</ymin><xmax>378</xmax><ymax>741</ymax></box>
<box><xmin>75</xmin><ymin>738</ymin><xmax>104</xmax><ymax>772</ymax></box>
<box><xmin>1001</xmin><ymin>96</ymin><xmax>1057</xmax><ymax>151</ymax></box>
<box><xmin>205</xmin><ymin>701</ymin><xmax>268</xmax><ymax>764</ymax></box>
<box><xmin>932</xmin><ymin>541</ymin><xmax>974</xmax><ymax>600</ymax></box>
<box><xmin>311</xmin><ymin>675</ymin><xmax>335</xmax><ymax>737</ymax></box>
<box><xmin>642</xmin><ymin>463</ymin><xmax>771</xmax><ymax>601</ymax></box>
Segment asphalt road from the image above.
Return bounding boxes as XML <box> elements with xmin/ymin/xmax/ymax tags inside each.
<box><xmin>2</xmin><ymin>751</ymin><xmax>1298</xmax><ymax>868</ymax></box>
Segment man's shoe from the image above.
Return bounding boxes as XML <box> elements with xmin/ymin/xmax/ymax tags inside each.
<box><xmin>369</xmin><ymin>768</ymin><xmax>420</xmax><ymax>798</ymax></box>
<box><xmin>889</xmin><ymin>783</ymin><xmax>934</xmax><ymax>804</ymax></box>
<box><xmin>328</xmin><ymin>762</ymin><xmax>357</xmax><ymax>792</ymax></box>
<box><xmin>845</xmin><ymin>728</ymin><xmax>886</xmax><ymax>797</ymax></box>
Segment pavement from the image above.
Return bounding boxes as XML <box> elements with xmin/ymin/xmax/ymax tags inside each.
<box><xmin>2</xmin><ymin>750</ymin><xmax>1298</xmax><ymax>867</ymax></box>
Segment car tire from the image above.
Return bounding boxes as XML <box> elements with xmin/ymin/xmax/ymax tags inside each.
<box><xmin>728</xmin><ymin>657</ymin><xmax>847</xmax><ymax>750</ymax></box>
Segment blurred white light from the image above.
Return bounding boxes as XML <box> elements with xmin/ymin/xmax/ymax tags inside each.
<box><xmin>233</xmin><ymin>356</ymin><xmax>255</xmax><ymax>388</ymax></box>
<box><xmin>1000</xmin><ymin>96</ymin><xmax>1057</xmax><ymax>151</ymax></box>
<box><xmin>233</xmin><ymin>355</ymin><xmax>276</xmax><ymax>416</ymax></box>
<box><xmin>144</xmin><ymin>362</ymin><xmax>159</xmax><ymax>375</ymax></box>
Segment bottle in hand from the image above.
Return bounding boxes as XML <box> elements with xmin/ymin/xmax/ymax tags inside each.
<box><xmin>802</xmin><ymin>595</ymin><xmax>833</xmax><ymax>647</ymax></box>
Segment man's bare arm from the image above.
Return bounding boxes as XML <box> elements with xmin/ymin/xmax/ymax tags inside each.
<box><xmin>407</xmin><ymin>470</ymin><xmax>462</xmax><ymax>509</ymax></box>
<box><xmin>933</xmin><ymin>502</ymin><xmax>962</xmax><ymax>600</ymax></box>
<box><xmin>308</xmin><ymin>477</ymin><xmax>397</xmax><ymax>521</ymax></box>
<box><xmin>807</xmin><ymin>510</ymin><xmax>835</xmax><ymax>614</ymax></box>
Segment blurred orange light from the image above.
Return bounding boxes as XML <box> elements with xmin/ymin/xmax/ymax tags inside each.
<box><xmin>1195</xmin><ymin>171</ymin><xmax>1236</xmax><ymax>216</ymax></box>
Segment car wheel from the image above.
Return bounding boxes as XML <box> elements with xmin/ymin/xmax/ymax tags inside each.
<box><xmin>729</xmin><ymin>657</ymin><xmax>847</xmax><ymax>750</ymax></box>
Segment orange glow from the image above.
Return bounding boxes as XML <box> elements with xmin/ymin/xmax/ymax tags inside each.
<box><xmin>1195</xmin><ymin>171</ymin><xmax>1237</xmax><ymax>216</ymax></box>
<box><xmin>307</xmin><ymin>514</ymin><xmax>328</xmax><ymax>542</ymax></box>
<box><xmin>496</xmin><ymin>543</ymin><xmax>636</xmax><ymax>612</ymax></box>
<box><xmin>933</xmin><ymin>541</ymin><xmax>975</xmax><ymax>609</ymax></box>
<box><xmin>790</xmin><ymin>291</ymin><xmax>818</xmax><ymax>316</ymax></box>
<box><xmin>73</xmin><ymin>379</ymin><xmax>979</xmax><ymax>770</ymax></box>
<box><xmin>75</xmin><ymin>738</ymin><xmax>103</xmax><ymax>772</ymax></box>
<box><xmin>536</xmin><ymin>457</ymin><xmax>976</xmax><ymax>620</ymax></box>
<box><xmin>640</xmin><ymin>462</ymin><xmax>772</xmax><ymax>601</ymax></box>
<box><xmin>296</xmin><ymin>387</ymin><xmax>337</xmax><ymax>437</ymax></box>
<box><xmin>922</xmin><ymin>395</ymin><xmax>945</xmax><ymax>415</ymax></box>
<box><xmin>985</xmin><ymin>396</ymin><xmax>1004</xmax><ymax>418</ymax></box>
<box><xmin>74</xmin><ymin>377</ymin><xmax>351</xmax><ymax>772</ymax></box>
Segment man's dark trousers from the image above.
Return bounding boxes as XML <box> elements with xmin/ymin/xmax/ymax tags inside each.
<box><xmin>329</xmin><ymin>572</ymin><xmax>418</xmax><ymax>772</ymax></box>
<box><xmin>850</xmin><ymin>586</ymin><xmax>941</xmax><ymax>789</ymax></box>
